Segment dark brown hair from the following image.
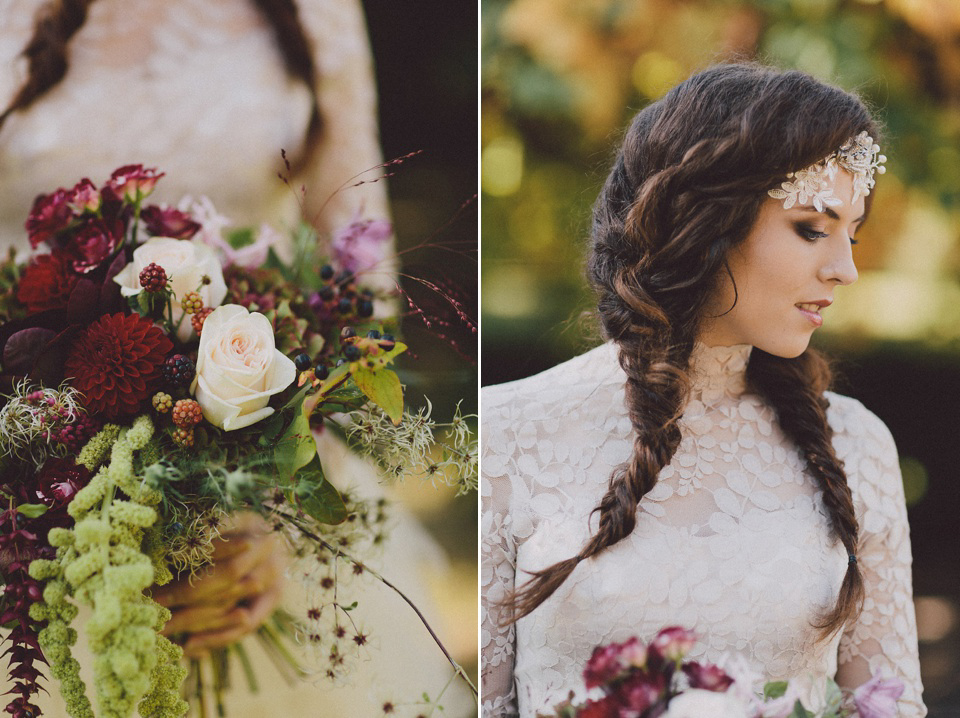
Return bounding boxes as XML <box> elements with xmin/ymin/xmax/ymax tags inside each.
<box><xmin>509</xmin><ymin>63</ymin><xmax>879</xmax><ymax>638</ymax></box>
<box><xmin>0</xmin><ymin>0</ymin><xmax>321</xmax><ymax>154</ymax></box>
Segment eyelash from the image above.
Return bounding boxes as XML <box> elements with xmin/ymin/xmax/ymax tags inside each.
<box><xmin>795</xmin><ymin>223</ymin><xmax>858</xmax><ymax>245</ymax></box>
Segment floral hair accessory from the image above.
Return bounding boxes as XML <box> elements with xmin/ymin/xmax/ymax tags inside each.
<box><xmin>767</xmin><ymin>131</ymin><xmax>886</xmax><ymax>211</ymax></box>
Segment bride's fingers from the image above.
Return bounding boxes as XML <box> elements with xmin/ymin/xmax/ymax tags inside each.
<box><xmin>161</xmin><ymin>603</ymin><xmax>245</xmax><ymax>637</ymax></box>
<box><xmin>180</xmin><ymin>584</ymin><xmax>283</xmax><ymax>658</ymax></box>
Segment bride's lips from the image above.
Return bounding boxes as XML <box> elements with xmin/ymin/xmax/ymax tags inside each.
<box><xmin>796</xmin><ymin>299</ymin><xmax>832</xmax><ymax>328</ymax></box>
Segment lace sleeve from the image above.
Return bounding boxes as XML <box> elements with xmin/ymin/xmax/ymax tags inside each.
<box><xmin>829</xmin><ymin>396</ymin><xmax>926</xmax><ymax>716</ymax></box>
<box><xmin>481</xmin><ymin>388</ymin><xmax>521</xmax><ymax>718</ymax></box>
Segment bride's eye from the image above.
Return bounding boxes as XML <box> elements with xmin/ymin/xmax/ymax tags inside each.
<box><xmin>794</xmin><ymin>223</ymin><xmax>828</xmax><ymax>242</ymax></box>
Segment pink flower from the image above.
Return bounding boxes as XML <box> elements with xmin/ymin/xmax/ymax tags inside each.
<box><xmin>65</xmin><ymin>218</ymin><xmax>122</xmax><ymax>274</ymax></box>
<box><xmin>649</xmin><ymin>626</ymin><xmax>697</xmax><ymax>663</ymax></box>
<box><xmin>853</xmin><ymin>674</ymin><xmax>904</xmax><ymax>718</ymax></box>
<box><xmin>616</xmin><ymin>671</ymin><xmax>666</xmax><ymax>714</ymax></box>
<box><xmin>619</xmin><ymin>637</ymin><xmax>648</xmax><ymax>670</ymax></box>
<box><xmin>68</xmin><ymin>178</ymin><xmax>100</xmax><ymax>213</ymax></box>
<box><xmin>141</xmin><ymin>205</ymin><xmax>201</xmax><ymax>239</ymax></box>
<box><xmin>105</xmin><ymin>164</ymin><xmax>164</xmax><ymax>202</ymax></box>
<box><xmin>682</xmin><ymin>661</ymin><xmax>733</xmax><ymax>692</ymax></box>
<box><xmin>25</xmin><ymin>189</ymin><xmax>73</xmax><ymax>248</ymax></box>
<box><xmin>332</xmin><ymin>215</ymin><xmax>391</xmax><ymax>274</ymax></box>
<box><xmin>577</xmin><ymin>696</ymin><xmax>618</xmax><ymax>718</ymax></box>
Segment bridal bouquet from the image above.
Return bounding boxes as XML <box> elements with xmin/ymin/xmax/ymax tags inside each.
<box><xmin>546</xmin><ymin>627</ymin><xmax>904</xmax><ymax>718</ymax></box>
<box><xmin>0</xmin><ymin>165</ymin><xmax>476</xmax><ymax>718</ymax></box>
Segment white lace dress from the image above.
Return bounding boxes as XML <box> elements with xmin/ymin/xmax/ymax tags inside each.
<box><xmin>481</xmin><ymin>342</ymin><xmax>925</xmax><ymax>717</ymax></box>
<box><xmin>0</xmin><ymin>2</ymin><xmax>470</xmax><ymax>716</ymax></box>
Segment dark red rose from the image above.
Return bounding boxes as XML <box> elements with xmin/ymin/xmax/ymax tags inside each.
<box><xmin>68</xmin><ymin>178</ymin><xmax>101</xmax><ymax>213</ymax></box>
<box><xmin>25</xmin><ymin>189</ymin><xmax>73</xmax><ymax>248</ymax></box>
<box><xmin>648</xmin><ymin>626</ymin><xmax>696</xmax><ymax>663</ymax></box>
<box><xmin>65</xmin><ymin>312</ymin><xmax>173</xmax><ymax>419</ymax></box>
<box><xmin>616</xmin><ymin>671</ymin><xmax>667</xmax><ymax>713</ymax></box>
<box><xmin>33</xmin><ymin>458</ymin><xmax>90</xmax><ymax>510</ymax></box>
<box><xmin>584</xmin><ymin>642</ymin><xmax>627</xmax><ymax>690</ymax></box>
<box><xmin>141</xmin><ymin>205</ymin><xmax>201</xmax><ymax>239</ymax></box>
<box><xmin>16</xmin><ymin>251</ymin><xmax>79</xmax><ymax>314</ymax></box>
<box><xmin>105</xmin><ymin>164</ymin><xmax>164</xmax><ymax>202</ymax></box>
<box><xmin>682</xmin><ymin>661</ymin><xmax>734</xmax><ymax>692</ymax></box>
<box><xmin>65</xmin><ymin>218</ymin><xmax>123</xmax><ymax>274</ymax></box>
<box><xmin>578</xmin><ymin>697</ymin><xmax>619</xmax><ymax>718</ymax></box>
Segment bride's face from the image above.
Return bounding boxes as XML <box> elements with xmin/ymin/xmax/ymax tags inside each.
<box><xmin>698</xmin><ymin>169</ymin><xmax>865</xmax><ymax>357</ymax></box>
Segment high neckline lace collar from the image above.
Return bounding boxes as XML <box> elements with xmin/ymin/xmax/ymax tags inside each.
<box><xmin>690</xmin><ymin>342</ymin><xmax>752</xmax><ymax>406</ymax></box>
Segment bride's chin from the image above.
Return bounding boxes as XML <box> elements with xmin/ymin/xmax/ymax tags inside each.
<box><xmin>753</xmin><ymin>335</ymin><xmax>812</xmax><ymax>359</ymax></box>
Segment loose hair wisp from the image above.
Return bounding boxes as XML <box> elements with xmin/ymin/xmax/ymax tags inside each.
<box><xmin>507</xmin><ymin>63</ymin><xmax>879</xmax><ymax>639</ymax></box>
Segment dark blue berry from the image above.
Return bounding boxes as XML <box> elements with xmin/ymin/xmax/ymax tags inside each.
<box><xmin>337</xmin><ymin>297</ymin><xmax>353</xmax><ymax>314</ymax></box>
<box><xmin>357</xmin><ymin>299</ymin><xmax>374</xmax><ymax>318</ymax></box>
<box><xmin>294</xmin><ymin>353</ymin><xmax>312</xmax><ymax>372</ymax></box>
<box><xmin>344</xmin><ymin>345</ymin><xmax>361</xmax><ymax>361</ymax></box>
<box><xmin>381</xmin><ymin>334</ymin><xmax>395</xmax><ymax>342</ymax></box>
<box><xmin>318</xmin><ymin>286</ymin><xmax>334</xmax><ymax>301</ymax></box>
<box><xmin>366</xmin><ymin>329</ymin><xmax>381</xmax><ymax>339</ymax></box>
<box><xmin>314</xmin><ymin>364</ymin><xmax>329</xmax><ymax>380</ymax></box>
<box><xmin>320</xmin><ymin>264</ymin><xmax>335</xmax><ymax>280</ymax></box>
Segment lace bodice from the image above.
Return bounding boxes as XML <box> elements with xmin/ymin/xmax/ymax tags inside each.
<box><xmin>481</xmin><ymin>342</ymin><xmax>925</xmax><ymax>717</ymax></box>
<box><xmin>0</xmin><ymin>0</ymin><xmax>388</xmax><ymax>252</ymax></box>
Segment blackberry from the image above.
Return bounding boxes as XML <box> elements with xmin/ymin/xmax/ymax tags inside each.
<box><xmin>294</xmin><ymin>353</ymin><xmax>312</xmax><ymax>372</ymax></box>
<box><xmin>139</xmin><ymin>263</ymin><xmax>168</xmax><ymax>293</ymax></box>
<box><xmin>180</xmin><ymin>291</ymin><xmax>204</xmax><ymax>314</ymax></box>
<box><xmin>162</xmin><ymin>354</ymin><xmax>195</xmax><ymax>387</ymax></box>
<box><xmin>172</xmin><ymin>399</ymin><xmax>203</xmax><ymax>428</ymax></box>
<box><xmin>343</xmin><ymin>345</ymin><xmax>361</xmax><ymax>361</ymax></box>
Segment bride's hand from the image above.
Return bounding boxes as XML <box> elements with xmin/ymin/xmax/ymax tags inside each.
<box><xmin>152</xmin><ymin>513</ymin><xmax>287</xmax><ymax>658</ymax></box>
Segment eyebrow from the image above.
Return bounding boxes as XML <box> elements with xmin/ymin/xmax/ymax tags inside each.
<box><xmin>794</xmin><ymin>206</ymin><xmax>867</xmax><ymax>224</ymax></box>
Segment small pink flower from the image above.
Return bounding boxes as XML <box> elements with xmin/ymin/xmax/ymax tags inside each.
<box><xmin>853</xmin><ymin>674</ymin><xmax>904</xmax><ymax>718</ymax></box>
<box><xmin>682</xmin><ymin>661</ymin><xmax>734</xmax><ymax>692</ymax></box>
<box><xmin>68</xmin><ymin>178</ymin><xmax>100</xmax><ymax>214</ymax></box>
<box><xmin>649</xmin><ymin>626</ymin><xmax>697</xmax><ymax>663</ymax></box>
<box><xmin>332</xmin><ymin>215</ymin><xmax>391</xmax><ymax>274</ymax></box>
<box><xmin>620</xmin><ymin>637</ymin><xmax>648</xmax><ymax>670</ymax></box>
<box><xmin>141</xmin><ymin>205</ymin><xmax>201</xmax><ymax>239</ymax></box>
<box><xmin>25</xmin><ymin>189</ymin><xmax>73</xmax><ymax>248</ymax></box>
<box><xmin>616</xmin><ymin>671</ymin><xmax>666</xmax><ymax>713</ymax></box>
<box><xmin>105</xmin><ymin>164</ymin><xmax>164</xmax><ymax>202</ymax></box>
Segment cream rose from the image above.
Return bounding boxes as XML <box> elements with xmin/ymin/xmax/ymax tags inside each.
<box><xmin>113</xmin><ymin>237</ymin><xmax>227</xmax><ymax>342</ymax></box>
<box><xmin>189</xmin><ymin>304</ymin><xmax>296</xmax><ymax>431</ymax></box>
<box><xmin>663</xmin><ymin>690</ymin><xmax>750</xmax><ymax>718</ymax></box>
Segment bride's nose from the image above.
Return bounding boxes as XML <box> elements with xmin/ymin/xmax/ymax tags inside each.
<box><xmin>818</xmin><ymin>239</ymin><xmax>858</xmax><ymax>286</ymax></box>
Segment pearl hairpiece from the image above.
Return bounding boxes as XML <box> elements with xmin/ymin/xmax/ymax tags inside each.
<box><xmin>767</xmin><ymin>131</ymin><xmax>886</xmax><ymax>211</ymax></box>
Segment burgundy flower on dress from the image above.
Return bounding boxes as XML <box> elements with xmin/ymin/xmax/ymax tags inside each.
<box><xmin>584</xmin><ymin>642</ymin><xmax>627</xmax><ymax>690</ymax></box>
<box><xmin>618</xmin><ymin>671</ymin><xmax>666</xmax><ymax>713</ymax></box>
<box><xmin>332</xmin><ymin>216</ymin><xmax>391</xmax><ymax>273</ymax></box>
<box><xmin>105</xmin><ymin>164</ymin><xmax>164</xmax><ymax>202</ymax></box>
<box><xmin>682</xmin><ymin>661</ymin><xmax>734</xmax><ymax>692</ymax></box>
<box><xmin>25</xmin><ymin>189</ymin><xmax>73</xmax><ymax>248</ymax></box>
<box><xmin>16</xmin><ymin>252</ymin><xmax>79</xmax><ymax>314</ymax></box>
<box><xmin>64</xmin><ymin>312</ymin><xmax>173</xmax><ymax>419</ymax></box>
<box><xmin>141</xmin><ymin>205</ymin><xmax>201</xmax><ymax>239</ymax></box>
<box><xmin>64</xmin><ymin>218</ymin><xmax>123</xmax><ymax>274</ymax></box>
<box><xmin>68</xmin><ymin>178</ymin><xmax>101</xmax><ymax>214</ymax></box>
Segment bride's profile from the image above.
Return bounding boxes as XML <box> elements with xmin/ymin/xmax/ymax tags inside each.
<box><xmin>481</xmin><ymin>63</ymin><xmax>925</xmax><ymax>717</ymax></box>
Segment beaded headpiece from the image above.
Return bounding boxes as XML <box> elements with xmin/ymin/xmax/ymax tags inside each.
<box><xmin>767</xmin><ymin>131</ymin><xmax>886</xmax><ymax>212</ymax></box>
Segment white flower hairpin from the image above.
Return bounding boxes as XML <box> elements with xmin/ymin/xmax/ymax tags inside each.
<box><xmin>768</xmin><ymin>131</ymin><xmax>886</xmax><ymax>211</ymax></box>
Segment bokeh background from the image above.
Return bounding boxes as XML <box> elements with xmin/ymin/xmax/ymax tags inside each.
<box><xmin>482</xmin><ymin>0</ymin><xmax>960</xmax><ymax>712</ymax></box>
<box><xmin>362</xmin><ymin>0</ymin><xmax>478</xmax><ymax>707</ymax></box>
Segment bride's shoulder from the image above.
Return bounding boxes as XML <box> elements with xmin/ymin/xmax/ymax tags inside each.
<box><xmin>824</xmin><ymin>391</ymin><xmax>901</xmax><ymax>496</ymax></box>
<box><xmin>482</xmin><ymin>342</ymin><xmax>623</xmax><ymax>417</ymax></box>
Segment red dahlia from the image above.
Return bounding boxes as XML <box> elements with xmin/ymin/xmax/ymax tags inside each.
<box><xmin>64</xmin><ymin>313</ymin><xmax>173</xmax><ymax>420</ymax></box>
<box><xmin>16</xmin><ymin>251</ymin><xmax>79</xmax><ymax>314</ymax></box>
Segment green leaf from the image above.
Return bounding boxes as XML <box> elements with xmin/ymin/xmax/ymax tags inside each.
<box><xmin>274</xmin><ymin>402</ymin><xmax>315</xmax><ymax>480</ymax></box>
<box><xmin>788</xmin><ymin>700</ymin><xmax>814</xmax><ymax>718</ymax></box>
<box><xmin>823</xmin><ymin>678</ymin><xmax>843</xmax><ymax>715</ymax></box>
<box><xmin>293</xmin><ymin>454</ymin><xmax>347</xmax><ymax>525</ymax></box>
<box><xmin>225</xmin><ymin>227</ymin><xmax>256</xmax><ymax>249</ymax></box>
<box><xmin>352</xmin><ymin>367</ymin><xmax>404</xmax><ymax>424</ymax></box>
<box><xmin>375</xmin><ymin>340</ymin><xmax>408</xmax><ymax>364</ymax></box>
<box><xmin>764</xmin><ymin>681</ymin><xmax>789</xmax><ymax>700</ymax></box>
<box><xmin>17</xmin><ymin>503</ymin><xmax>49</xmax><ymax>518</ymax></box>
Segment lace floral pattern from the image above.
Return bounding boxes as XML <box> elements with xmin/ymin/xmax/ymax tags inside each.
<box><xmin>481</xmin><ymin>342</ymin><xmax>925</xmax><ymax>717</ymax></box>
